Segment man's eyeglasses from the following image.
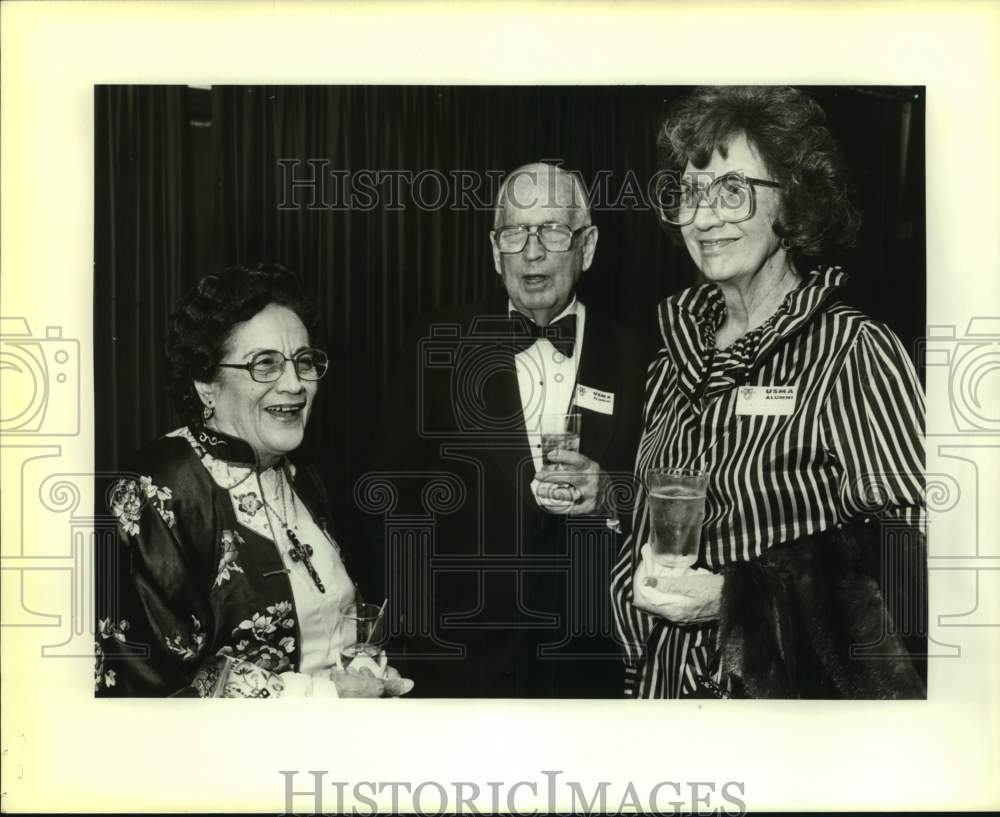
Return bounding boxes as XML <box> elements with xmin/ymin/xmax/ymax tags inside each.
<box><xmin>216</xmin><ymin>349</ymin><xmax>329</xmax><ymax>383</ymax></box>
<box><xmin>493</xmin><ymin>222</ymin><xmax>591</xmax><ymax>254</ymax></box>
<box><xmin>653</xmin><ymin>171</ymin><xmax>782</xmax><ymax>227</ymax></box>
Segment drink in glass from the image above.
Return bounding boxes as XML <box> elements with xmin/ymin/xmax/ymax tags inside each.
<box><xmin>337</xmin><ymin>602</ymin><xmax>386</xmax><ymax>671</ymax></box>
<box><xmin>540</xmin><ymin>412</ymin><xmax>581</xmax><ymax>471</ymax></box>
<box><xmin>340</xmin><ymin>641</ymin><xmax>384</xmax><ymax>667</ymax></box>
<box><xmin>645</xmin><ymin>467</ymin><xmax>709</xmax><ymax>572</ymax></box>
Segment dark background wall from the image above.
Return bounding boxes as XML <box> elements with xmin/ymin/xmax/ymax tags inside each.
<box><xmin>94</xmin><ymin>85</ymin><xmax>925</xmax><ymax>493</ymax></box>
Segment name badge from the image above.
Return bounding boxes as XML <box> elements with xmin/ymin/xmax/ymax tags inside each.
<box><xmin>735</xmin><ymin>385</ymin><xmax>797</xmax><ymax>416</ymax></box>
<box><xmin>576</xmin><ymin>384</ymin><xmax>615</xmax><ymax>415</ymax></box>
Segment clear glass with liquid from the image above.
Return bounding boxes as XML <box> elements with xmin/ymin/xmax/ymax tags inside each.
<box><xmin>336</xmin><ymin>602</ymin><xmax>386</xmax><ymax>671</ymax></box>
<box><xmin>540</xmin><ymin>412</ymin><xmax>581</xmax><ymax>471</ymax></box>
<box><xmin>645</xmin><ymin>467</ymin><xmax>709</xmax><ymax>571</ymax></box>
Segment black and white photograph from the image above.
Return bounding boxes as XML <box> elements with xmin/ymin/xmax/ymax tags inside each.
<box><xmin>92</xmin><ymin>84</ymin><xmax>928</xmax><ymax>702</ymax></box>
<box><xmin>2</xmin><ymin>2</ymin><xmax>998</xmax><ymax>814</ymax></box>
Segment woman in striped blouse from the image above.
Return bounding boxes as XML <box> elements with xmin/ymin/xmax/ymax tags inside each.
<box><xmin>611</xmin><ymin>86</ymin><xmax>926</xmax><ymax>699</ymax></box>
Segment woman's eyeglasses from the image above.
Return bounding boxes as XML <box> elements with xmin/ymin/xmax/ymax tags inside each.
<box><xmin>653</xmin><ymin>171</ymin><xmax>782</xmax><ymax>227</ymax></box>
<box><xmin>492</xmin><ymin>222</ymin><xmax>591</xmax><ymax>254</ymax></box>
<box><xmin>216</xmin><ymin>349</ymin><xmax>329</xmax><ymax>383</ymax></box>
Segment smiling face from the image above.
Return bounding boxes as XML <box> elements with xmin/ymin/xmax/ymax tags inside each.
<box><xmin>680</xmin><ymin>133</ymin><xmax>786</xmax><ymax>287</ymax></box>
<box><xmin>195</xmin><ymin>303</ymin><xmax>317</xmax><ymax>467</ymax></box>
<box><xmin>491</xmin><ymin>164</ymin><xmax>598</xmax><ymax>325</ymax></box>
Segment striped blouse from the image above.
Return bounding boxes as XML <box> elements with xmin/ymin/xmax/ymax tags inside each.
<box><xmin>610</xmin><ymin>267</ymin><xmax>925</xmax><ymax>698</ymax></box>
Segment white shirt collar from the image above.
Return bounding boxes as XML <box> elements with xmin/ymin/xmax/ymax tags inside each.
<box><xmin>507</xmin><ymin>296</ymin><xmax>579</xmax><ymax>325</ymax></box>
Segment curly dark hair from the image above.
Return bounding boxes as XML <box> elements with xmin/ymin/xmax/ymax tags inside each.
<box><xmin>656</xmin><ymin>86</ymin><xmax>861</xmax><ymax>259</ymax></box>
<box><xmin>166</xmin><ymin>263</ymin><xmax>320</xmax><ymax>426</ymax></box>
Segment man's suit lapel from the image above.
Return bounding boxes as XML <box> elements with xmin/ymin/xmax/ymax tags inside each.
<box><xmin>575</xmin><ymin>310</ymin><xmax>623</xmax><ymax>469</ymax></box>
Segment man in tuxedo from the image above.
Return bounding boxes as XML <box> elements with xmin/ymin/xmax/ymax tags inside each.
<box><xmin>370</xmin><ymin>162</ymin><xmax>648</xmax><ymax>697</ymax></box>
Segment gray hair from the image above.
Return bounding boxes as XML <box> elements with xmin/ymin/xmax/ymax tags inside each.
<box><xmin>493</xmin><ymin>162</ymin><xmax>592</xmax><ymax>230</ymax></box>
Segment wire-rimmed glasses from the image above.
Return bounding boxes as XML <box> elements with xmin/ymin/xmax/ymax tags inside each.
<box><xmin>652</xmin><ymin>171</ymin><xmax>782</xmax><ymax>227</ymax></box>
<box><xmin>216</xmin><ymin>348</ymin><xmax>329</xmax><ymax>383</ymax></box>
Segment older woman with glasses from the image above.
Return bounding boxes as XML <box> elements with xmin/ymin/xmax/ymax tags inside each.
<box><xmin>96</xmin><ymin>263</ymin><xmax>409</xmax><ymax>697</ymax></box>
<box><xmin>611</xmin><ymin>86</ymin><xmax>927</xmax><ymax>699</ymax></box>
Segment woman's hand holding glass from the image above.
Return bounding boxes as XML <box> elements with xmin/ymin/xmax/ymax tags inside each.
<box><xmin>632</xmin><ymin>543</ymin><xmax>723</xmax><ymax>625</ymax></box>
<box><xmin>330</xmin><ymin>601</ymin><xmax>413</xmax><ymax>698</ymax></box>
<box><xmin>330</xmin><ymin>655</ymin><xmax>414</xmax><ymax>698</ymax></box>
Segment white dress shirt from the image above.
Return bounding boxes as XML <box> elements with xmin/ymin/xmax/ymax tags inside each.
<box><xmin>508</xmin><ymin>298</ymin><xmax>586</xmax><ymax>473</ymax></box>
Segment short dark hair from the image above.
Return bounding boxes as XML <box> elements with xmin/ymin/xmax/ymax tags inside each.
<box><xmin>656</xmin><ymin>86</ymin><xmax>860</xmax><ymax>259</ymax></box>
<box><xmin>166</xmin><ymin>263</ymin><xmax>320</xmax><ymax>426</ymax></box>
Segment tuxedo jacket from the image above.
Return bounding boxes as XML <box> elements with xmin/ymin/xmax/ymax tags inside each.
<box><xmin>369</xmin><ymin>289</ymin><xmax>649</xmax><ymax>697</ymax></box>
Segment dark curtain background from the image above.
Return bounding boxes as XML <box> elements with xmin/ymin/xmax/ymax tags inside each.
<box><xmin>94</xmin><ymin>86</ymin><xmax>193</xmax><ymax>472</ymax></box>
<box><xmin>95</xmin><ymin>84</ymin><xmax>925</xmax><ymax>495</ymax></box>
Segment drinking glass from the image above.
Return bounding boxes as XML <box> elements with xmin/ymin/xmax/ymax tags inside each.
<box><xmin>337</xmin><ymin>602</ymin><xmax>387</xmax><ymax>671</ymax></box>
<box><xmin>540</xmin><ymin>412</ymin><xmax>581</xmax><ymax>471</ymax></box>
<box><xmin>644</xmin><ymin>467</ymin><xmax>709</xmax><ymax>571</ymax></box>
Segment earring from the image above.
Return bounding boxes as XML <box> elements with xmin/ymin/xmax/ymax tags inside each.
<box><xmin>780</xmin><ymin>238</ymin><xmax>793</xmax><ymax>251</ymax></box>
<box><xmin>202</xmin><ymin>404</ymin><xmax>215</xmax><ymax>421</ymax></box>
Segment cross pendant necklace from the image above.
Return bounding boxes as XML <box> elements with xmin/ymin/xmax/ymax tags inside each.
<box><xmin>285</xmin><ymin>528</ymin><xmax>325</xmax><ymax>593</ymax></box>
<box><xmin>265</xmin><ymin>466</ymin><xmax>326</xmax><ymax>593</ymax></box>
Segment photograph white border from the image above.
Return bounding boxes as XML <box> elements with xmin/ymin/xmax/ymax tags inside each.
<box><xmin>2</xmin><ymin>1</ymin><xmax>998</xmax><ymax>812</ymax></box>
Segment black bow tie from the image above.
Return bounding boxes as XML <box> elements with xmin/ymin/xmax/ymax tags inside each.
<box><xmin>506</xmin><ymin>311</ymin><xmax>577</xmax><ymax>358</ymax></box>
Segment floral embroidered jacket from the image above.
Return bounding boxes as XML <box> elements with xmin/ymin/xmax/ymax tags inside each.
<box><xmin>95</xmin><ymin>425</ymin><xmax>349</xmax><ymax>697</ymax></box>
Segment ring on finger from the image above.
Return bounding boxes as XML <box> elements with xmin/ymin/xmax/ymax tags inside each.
<box><xmin>549</xmin><ymin>483</ymin><xmax>576</xmax><ymax>503</ymax></box>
